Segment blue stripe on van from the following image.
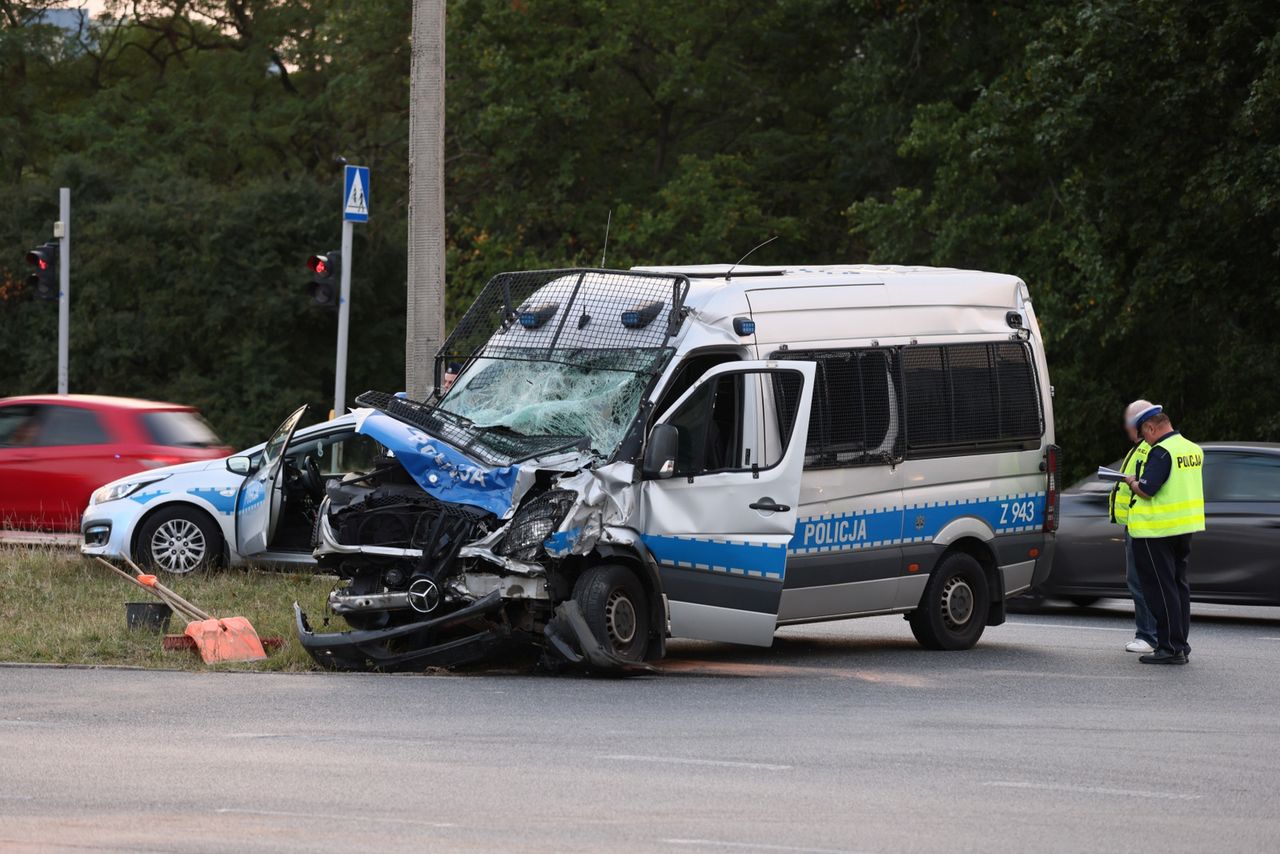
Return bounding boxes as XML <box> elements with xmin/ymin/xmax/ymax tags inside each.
<box><xmin>789</xmin><ymin>492</ymin><xmax>1046</xmax><ymax>555</ymax></box>
<box><xmin>642</xmin><ymin>534</ymin><xmax>788</xmax><ymax>581</ymax></box>
<box><xmin>643</xmin><ymin>493</ymin><xmax>1046</xmax><ymax>578</ymax></box>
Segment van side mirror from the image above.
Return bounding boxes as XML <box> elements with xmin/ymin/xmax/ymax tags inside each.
<box><xmin>226</xmin><ymin>456</ymin><xmax>252</xmax><ymax>475</ymax></box>
<box><xmin>642</xmin><ymin>424</ymin><xmax>679</xmax><ymax>479</ymax></box>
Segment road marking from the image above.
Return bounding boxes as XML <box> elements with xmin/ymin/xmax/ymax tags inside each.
<box><xmin>983</xmin><ymin>781</ymin><xmax>1199</xmax><ymax>801</ymax></box>
<box><xmin>1006</xmin><ymin>621</ymin><xmax>1132</xmax><ymax>633</ymax></box>
<box><xmin>1260</xmin><ymin>637</ymin><xmax>1280</xmax><ymax>641</ymax></box>
<box><xmin>0</xmin><ymin>795</ymin><xmax>33</xmax><ymax>801</ymax></box>
<box><xmin>214</xmin><ymin>808</ymin><xmax>455</xmax><ymax>827</ymax></box>
<box><xmin>664</xmin><ymin>839</ymin><xmax>863</xmax><ymax>853</ymax></box>
<box><xmin>601</xmin><ymin>755</ymin><xmax>792</xmax><ymax>771</ymax></box>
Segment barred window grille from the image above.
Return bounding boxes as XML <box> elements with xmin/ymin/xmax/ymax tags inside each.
<box><xmin>773</xmin><ymin>349</ymin><xmax>900</xmax><ymax>469</ymax></box>
<box><xmin>359</xmin><ymin>269</ymin><xmax>689</xmax><ymax>465</ymax></box>
<box><xmin>774</xmin><ymin>342</ymin><xmax>1042</xmax><ymax>467</ymax></box>
<box><xmin>902</xmin><ymin>342</ymin><xmax>1043</xmax><ymax>452</ymax></box>
<box><xmin>434</xmin><ymin>268</ymin><xmax>689</xmax><ymax>380</ymax></box>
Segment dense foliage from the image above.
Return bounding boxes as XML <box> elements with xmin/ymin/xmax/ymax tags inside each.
<box><xmin>2</xmin><ymin>0</ymin><xmax>1277</xmax><ymax>476</ymax></box>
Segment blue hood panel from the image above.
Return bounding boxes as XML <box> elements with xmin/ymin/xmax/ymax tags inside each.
<box><xmin>356</xmin><ymin>410</ymin><xmax>524</xmax><ymax>517</ymax></box>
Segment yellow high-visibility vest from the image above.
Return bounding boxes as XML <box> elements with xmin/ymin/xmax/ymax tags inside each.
<box><xmin>1110</xmin><ymin>441</ymin><xmax>1149</xmax><ymax>526</ymax></box>
<box><xmin>1129</xmin><ymin>433</ymin><xmax>1205</xmax><ymax>538</ymax></box>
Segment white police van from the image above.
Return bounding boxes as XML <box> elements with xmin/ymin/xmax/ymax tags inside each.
<box><xmin>297</xmin><ymin>264</ymin><xmax>1059</xmax><ymax>671</ymax></box>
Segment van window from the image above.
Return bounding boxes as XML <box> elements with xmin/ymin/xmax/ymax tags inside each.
<box><xmin>665</xmin><ymin>373</ymin><xmax>744</xmax><ymax>476</ymax></box>
<box><xmin>902</xmin><ymin>342</ymin><xmax>1042</xmax><ymax>453</ymax></box>
<box><xmin>773</xmin><ymin>349</ymin><xmax>899</xmax><ymax>469</ymax></box>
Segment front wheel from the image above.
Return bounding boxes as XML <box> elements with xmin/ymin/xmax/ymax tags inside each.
<box><xmin>908</xmin><ymin>552</ymin><xmax>990</xmax><ymax>650</ymax></box>
<box><xmin>572</xmin><ymin>564</ymin><xmax>651</xmax><ymax>662</ymax></box>
<box><xmin>136</xmin><ymin>506</ymin><xmax>224</xmax><ymax>575</ymax></box>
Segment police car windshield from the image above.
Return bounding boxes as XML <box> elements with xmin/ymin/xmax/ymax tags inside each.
<box><xmin>438</xmin><ymin>349</ymin><xmax>667</xmax><ymax>457</ymax></box>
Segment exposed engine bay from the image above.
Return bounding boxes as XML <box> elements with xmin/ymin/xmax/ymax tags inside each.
<box><xmin>294</xmin><ymin>440</ymin><xmax>659</xmax><ymax>674</ymax></box>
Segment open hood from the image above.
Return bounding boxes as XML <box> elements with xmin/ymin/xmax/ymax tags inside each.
<box><xmin>354</xmin><ymin>408</ymin><xmax>537</xmax><ymax>518</ymax></box>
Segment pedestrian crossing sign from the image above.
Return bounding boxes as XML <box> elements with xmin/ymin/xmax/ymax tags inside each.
<box><xmin>342</xmin><ymin>165</ymin><xmax>370</xmax><ymax>222</ymax></box>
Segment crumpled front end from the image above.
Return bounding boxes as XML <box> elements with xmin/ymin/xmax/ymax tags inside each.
<box><xmin>294</xmin><ymin>406</ymin><xmax>652</xmax><ymax>674</ymax></box>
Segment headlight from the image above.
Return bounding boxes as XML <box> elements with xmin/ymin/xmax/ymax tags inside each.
<box><xmin>92</xmin><ymin>475</ymin><xmax>170</xmax><ymax>506</ymax></box>
<box><xmin>494</xmin><ymin>489</ymin><xmax>576</xmax><ymax>561</ymax></box>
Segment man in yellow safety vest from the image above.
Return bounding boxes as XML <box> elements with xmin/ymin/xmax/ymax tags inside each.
<box><xmin>1112</xmin><ymin>401</ymin><xmax>1156</xmax><ymax>654</ymax></box>
<box><xmin>1124</xmin><ymin>404</ymin><xmax>1205</xmax><ymax>665</ymax></box>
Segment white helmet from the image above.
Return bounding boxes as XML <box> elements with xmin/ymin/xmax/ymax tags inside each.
<box><xmin>1125</xmin><ymin>399</ymin><xmax>1163</xmax><ymax>428</ymax></box>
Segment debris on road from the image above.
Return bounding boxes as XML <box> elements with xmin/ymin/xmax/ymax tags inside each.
<box><xmin>93</xmin><ymin>556</ymin><xmax>267</xmax><ymax>664</ymax></box>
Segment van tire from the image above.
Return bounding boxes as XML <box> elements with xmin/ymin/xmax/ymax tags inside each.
<box><xmin>908</xmin><ymin>552</ymin><xmax>989</xmax><ymax>650</ymax></box>
<box><xmin>573</xmin><ymin>564</ymin><xmax>650</xmax><ymax>662</ymax></box>
<box><xmin>135</xmin><ymin>506</ymin><xmax>224</xmax><ymax>575</ymax></box>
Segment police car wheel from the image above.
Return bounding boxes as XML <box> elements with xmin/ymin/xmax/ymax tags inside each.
<box><xmin>908</xmin><ymin>552</ymin><xmax>989</xmax><ymax>650</ymax></box>
<box><xmin>573</xmin><ymin>564</ymin><xmax>650</xmax><ymax>662</ymax></box>
<box><xmin>136</xmin><ymin>506</ymin><xmax>224</xmax><ymax>575</ymax></box>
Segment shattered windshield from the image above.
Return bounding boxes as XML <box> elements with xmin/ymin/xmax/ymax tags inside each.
<box><xmin>438</xmin><ymin>348</ymin><xmax>669</xmax><ymax>458</ymax></box>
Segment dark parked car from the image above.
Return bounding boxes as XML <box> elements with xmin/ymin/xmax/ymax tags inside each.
<box><xmin>1034</xmin><ymin>442</ymin><xmax>1280</xmax><ymax>606</ymax></box>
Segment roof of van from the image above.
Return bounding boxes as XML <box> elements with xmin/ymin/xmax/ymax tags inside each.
<box><xmin>630</xmin><ymin>264</ymin><xmax>1028</xmax><ymax>309</ymax></box>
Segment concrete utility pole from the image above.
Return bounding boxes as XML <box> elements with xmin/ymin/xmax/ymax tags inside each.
<box><xmin>406</xmin><ymin>0</ymin><xmax>447</xmax><ymax>400</ymax></box>
<box><xmin>57</xmin><ymin>187</ymin><xmax>70</xmax><ymax>395</ymax></box>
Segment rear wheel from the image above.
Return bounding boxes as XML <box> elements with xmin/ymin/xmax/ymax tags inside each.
<box><xmin>136</xmin><ymin>506</ymin><xmax>224</xmax><ymax>575</ymax></box>
<box><xmin>909</xmin><ymin>552</ymin><xmax>990</xmax><ymax>650</ymax></box>
<box><xmin>572</xmin><ymin>564</ymin><xmax>651</xmax><ymax>662</ymax></box>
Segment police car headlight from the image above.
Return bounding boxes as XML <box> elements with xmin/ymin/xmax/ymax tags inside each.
<box><xmin>494</xmin><ymin>489</ymin><xmax>576</xmax><ymax>561</ymax></box>
<box><xmin>92</xmin><ymin>475</ymin><xmax>170</xmax><ymax>506</ymax></box>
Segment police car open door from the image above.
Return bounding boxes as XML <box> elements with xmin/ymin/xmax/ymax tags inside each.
<box><xmin>235</xmin><ymin>405</ymin><xmax>306</xmax><ymax>556</ymax></box>
<box><xmin>642</xmin><ymin>360</ymin><xmax>814</xmax><ymax>646</ymax></box>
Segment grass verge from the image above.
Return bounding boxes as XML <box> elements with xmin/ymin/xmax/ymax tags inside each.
<box><xmin>0</xmin><ymin>546</ymin><xmax>337</xmax><ymax>671</ymax></box>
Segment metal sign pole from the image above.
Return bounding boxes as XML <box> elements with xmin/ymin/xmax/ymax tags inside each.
<box><xmin>334</xmin><ymin>218</ymin><xmax>354</xmax><ymax>417</ymax></box>
<box><xmin>57</xmin><ymin>187</ymin><xmax>70</xmax><ymax>395</ymax></box>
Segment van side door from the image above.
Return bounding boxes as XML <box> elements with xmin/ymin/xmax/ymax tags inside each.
<box><xmin>641</xmin><ymin>360</ymin><xmax>815</xmax><ymax>646</ymax></box>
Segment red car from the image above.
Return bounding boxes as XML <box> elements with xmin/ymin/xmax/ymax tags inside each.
<box><xmin>0</xmin><ymin>395</ymin><xmax>231</xmax><ymax>532</ymax></box>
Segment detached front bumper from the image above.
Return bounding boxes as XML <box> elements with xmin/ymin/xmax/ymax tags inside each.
<box><xmin>295</xmin><ymin>590</ymin><xmax>655</xmax><ymax>675</ymax></box>
<box><xmin>294</xmin><ymin>590</ymin><xmax>509</xmax><ymax>671</ymax></box>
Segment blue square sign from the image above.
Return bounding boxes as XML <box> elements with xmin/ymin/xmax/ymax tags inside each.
<box><xmin>342</xmin><ymin>165</ymin><xmax>370</xmax><ymax>222</ymax></box>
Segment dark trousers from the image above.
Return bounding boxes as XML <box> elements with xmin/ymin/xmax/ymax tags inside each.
<box><xmin>1132</xmin><ymin>533</ymin><xmax>1193</xmax><ymax>655</ymax></box>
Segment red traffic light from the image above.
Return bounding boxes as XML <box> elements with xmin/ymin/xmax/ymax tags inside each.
<box><xmin>306</xmin><ymin>250</ymin><xmax>341</xmax><ymax>309</ymax></box>
<box><xmin>24</xmin><ymin>242</ymin><xmax>59</xmax><ymax>301</ymax></box>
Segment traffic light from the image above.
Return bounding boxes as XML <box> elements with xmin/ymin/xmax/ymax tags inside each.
<box><xmin>25</xmin><ymin>242</ymin><xmax>59</xmax><ymax>301</ymax></box>
<box><xmin>306</xmin><ymin>251</ymin><xmax>341</xmax><ymax>308</ymax></box>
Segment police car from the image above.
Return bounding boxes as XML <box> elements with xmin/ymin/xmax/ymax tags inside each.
<box><xmin>80</xmin><ymin>409</ymin><xmax>382</xmax><ymax>573</ymax></box>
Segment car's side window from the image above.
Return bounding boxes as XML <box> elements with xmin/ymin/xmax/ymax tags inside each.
<box><xmin>34</xmin><ymin>406</ymin><xmax>111</xmax><ymax>447</ymax></box>
<box><xmin>322</xmin><ymin>433</ymin><xmax>382</xmax><ymax>475</ymax></box>
<box><xmin>291</xmin><ymin>431</ymin><xmax>383</xmax><ymax>476</ymax></box>
<box><xmin>1204</xmin><ymin>452</ymin><xmax>1280</xmax><ymax>502</ymax></box>
<box><xmin>0</xmin><ymin>405</ymin><xmax>43</xmax><ymax>447</ymax></box>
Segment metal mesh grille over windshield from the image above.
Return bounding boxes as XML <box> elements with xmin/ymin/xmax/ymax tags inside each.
<box><xmin>435</xmin><ymin>268</ymin><xmax>689</xmax><ymax>378</ymax></box>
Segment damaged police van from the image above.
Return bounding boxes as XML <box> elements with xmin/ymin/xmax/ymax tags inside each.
<box><xmin>294</xmin><ymin>265</ymin><xmax>1059</xmax><ymax>671</ymax></box>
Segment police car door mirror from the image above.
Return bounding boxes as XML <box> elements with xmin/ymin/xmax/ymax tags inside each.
<box><xmin>226</xmin><ymin>455</ymin><xmax>252</xmax><ymax>475</ymax></box>
<box><xmin>643</xmin><ymin>424</ymin><xmax>679</xmax><ymax>479</ymax></box>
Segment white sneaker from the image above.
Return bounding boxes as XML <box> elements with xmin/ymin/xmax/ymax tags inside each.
<box><xmin>1126</xmin><ymin>639</ymin><xmax>1155</xmax><ymax>654</ymax></box>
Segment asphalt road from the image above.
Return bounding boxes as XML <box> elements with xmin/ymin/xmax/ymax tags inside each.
<box><xmin>3</xmin><ymin>600</ymin><xmax>1279</xmax><ymax>854</ymax></box>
